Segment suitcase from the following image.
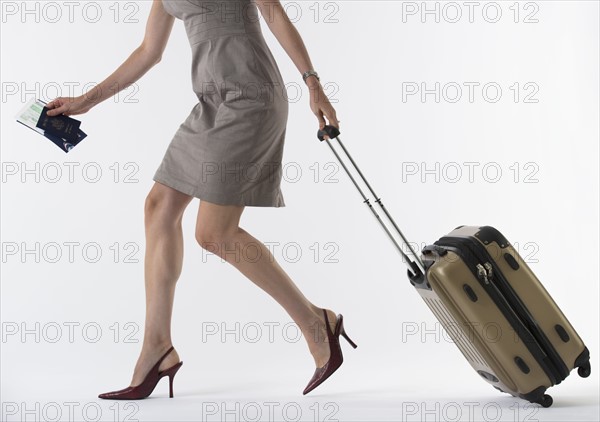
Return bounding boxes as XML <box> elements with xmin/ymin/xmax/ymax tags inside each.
<box><xmin>316</xmin><ymin>125</ymin><xmax>591</xmax><ymax>407</ymax></box>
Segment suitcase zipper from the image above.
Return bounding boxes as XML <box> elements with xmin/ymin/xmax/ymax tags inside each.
<box><xmin>483</xmin><ymin>262</ymin><xmax>493</xmax><ymax>279</ymax></box>
<box><xmin>434</xmin><ymin>237</ymin><xmax>567</xmax><ymax>385</ymax></box>
<box><xmin>476</xmin><ymin>263</ymin><xmax>490</xmax><ymax>285</ymax></box>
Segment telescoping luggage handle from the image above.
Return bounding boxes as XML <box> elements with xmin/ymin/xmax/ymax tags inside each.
<box><xmin>317</xmin><ymin>125</ymin><xmax>426</xmax><ymax>278</ymax></box>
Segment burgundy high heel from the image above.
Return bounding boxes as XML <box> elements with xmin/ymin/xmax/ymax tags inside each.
<box><xmin>302</xmin><ymin>309</ymin><xmax>357</xmax><ymax>395</ymax></box>
<box><xmin>98</xmin><ymin>345</ymin><xmax>183</xmax><ymax>400</ymax></box>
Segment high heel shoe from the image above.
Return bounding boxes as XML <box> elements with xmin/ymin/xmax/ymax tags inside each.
<box><xmin>302</xmin><ymin>309</ymin><xmax>357</xmax><ymax>395</ymax></box>
<box><xmin>98</xmin><ymin>345</ymin><xmax>183</xmax><ymax>400</ymax></box>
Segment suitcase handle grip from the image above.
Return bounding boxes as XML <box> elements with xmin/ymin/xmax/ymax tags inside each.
<box><xmin>317</xmin><ymin>125</ymin><xmax>341</xmax><ymax>141</ymax></box>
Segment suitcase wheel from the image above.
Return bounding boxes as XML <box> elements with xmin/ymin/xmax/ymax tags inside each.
<box><xmin>578</xmin><ymin>361</ymin><xmax>591</xmax><ymax>378</ymax></box>
<box><xmin>536</xmin><ymin>394</ymin><xmax>553</xmax><ymax>408</ymax></box>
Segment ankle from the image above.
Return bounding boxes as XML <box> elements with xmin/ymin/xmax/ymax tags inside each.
<box><xmin>303</xmin><ymin>310</ymin><xmax>333</xmax><ymax>346</ymax></box>
<box><xmin>301</xmin><ymin>306</ymin><xmax>323</xmax><ymax>329</ymax></box>
<box><xmin>141</xmin><ymin>338</ymin><xmax>173</xmax><ymax>353</ymax></box>
<box><xmin>308</xmin><ymin>303</ymin><xmax>326</xmax><ymax>318</ymax></box>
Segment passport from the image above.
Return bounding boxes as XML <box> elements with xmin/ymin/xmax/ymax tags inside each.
<box><xmin>42</xmin><ymin>127</ymin><xmax>87</xmax><ymax>153</ymax></box>
<box><xmin>16</xmin><ymin>120</ymin><xmax>87</xmax><ymax>153</ymax></box>
<box><xmin>15</xmin><ymin>98</ymin><xmax>87</xmax><ymax>152</ymax></box>
<box><xmin>35</xmin><ymin>106</ymin><xmax>81</xmax><ymax>142</ymax></box>
<box><xmin>16</xmin><ymin>98</ymin><xmax>88</xmax><ymax>153</ymax></box>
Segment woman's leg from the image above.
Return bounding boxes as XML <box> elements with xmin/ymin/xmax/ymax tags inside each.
<box><xmin>129</xmin><ymin>182</ymin><xmax>194</xmax><ymax>386</ymax></box>
<box><xmin>195</xmin><ymin>200</ymin><xmax>338</xmax><ymax>368</ymax></box>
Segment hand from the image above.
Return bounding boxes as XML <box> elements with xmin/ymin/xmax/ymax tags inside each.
<box><xmin>308</xmin><ymin>80</ymin><xmax>339</xmax><ymax>139</ymax></box>
<box><xmin>46</xmin><ymin>96</ymin><xmax>93</xmax><ymax>117</ymax></box>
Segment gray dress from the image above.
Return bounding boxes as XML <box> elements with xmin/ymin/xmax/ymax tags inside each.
<box><xmin>154</xmin><ymin>0</ymin><xmax>288</xmax><ymax>207</ymax></box>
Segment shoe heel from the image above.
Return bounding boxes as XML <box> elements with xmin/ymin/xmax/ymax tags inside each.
<box><xmin>161</xmin><ymin>361</ymin><xmax>183</xmax><ymax>398</ymax></box>
<box><xmin>340</xmin><ymin>328</ymin><xmax>358</xmax><ymax>349</ymax></box>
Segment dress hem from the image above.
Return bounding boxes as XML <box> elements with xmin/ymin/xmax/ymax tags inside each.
<box><xmin>152</xmin><ymin>172</ymin><xmax>286</xmax><ymax>208</ymax></box>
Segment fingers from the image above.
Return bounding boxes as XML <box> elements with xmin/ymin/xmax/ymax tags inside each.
<box><xmin>319</xmin><ymin>108</ymin><xmax>340</xmax><ymax>140</ymax></box>
<box><xmin>45</xmin><ymin>99</ymin><xmax>58</xmax><ymax>116</ymax></box>
<box><xmin>316</xmin><ymin>110</ymin><xmax>333</xmax><ymax>139</ymax></box>
<box><xmin>46</xmin><ymin>107</ymin><xmax>63</xmax><ymax>117</ymax></box>
<box><xmin>326</xmin><ymin>108</ymin><xmax>339</xmax><ymax>130</ymax></box>
<box><xmin>46</xmin><ymin>97</ymin><xmax>61</xmax><ymax>109</ymax></box>
<box><xmin>316</xmin><ymin>110</ymin><xmax>326</xmax><ymax>130</ymax></box>
<box><xmin>312</xmin><ymin>94</ymin><xmax>339</xmax><ymax>138</ymax></box>
<box><xmin>318</xmin><ymin>101</ymin><xmax>339</xmax><ymax>129</ymax></box>
<box><xmin>46</xmin><ymin>100</ymin><xmax>68</xmax><ymax>117</ymax></box>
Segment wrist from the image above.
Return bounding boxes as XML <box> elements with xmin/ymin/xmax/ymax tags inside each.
<box><xmin>79</xmin><ymin>93</ymin><xmax>98</xmax><ymax>108</ymax></box>
<box><xmin>302</xmin><ymin>69</ymin><xmax>320</xmax><ymax>88</ymax></box>
<box><xmin>306</xmin><ymin>76</ymin><xmax>321</xmax><ymax>91</ymax></box>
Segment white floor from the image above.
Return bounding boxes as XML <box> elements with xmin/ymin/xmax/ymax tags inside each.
<box><xmin>3</xmin><ymin>362</ymin><xmax>598</xmax><ymax>421</ymax></box>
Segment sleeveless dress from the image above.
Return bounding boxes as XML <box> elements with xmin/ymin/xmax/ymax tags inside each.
<box><xmin>154</xmin><ymin>0</ymin><xmax>288</xmax><ymax>207</ymax></box>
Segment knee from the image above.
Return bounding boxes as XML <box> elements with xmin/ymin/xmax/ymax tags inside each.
<box><xmin>195</xmin><ymin>226</ymin><xmax>238</xmax><ymax>255</ymax></box>
<box><xmin>144</xmin><ymin>189</ymin><xmax>183</xmax><ymax>224</ymax></box>
<box><xmin>144</xmin><ymin>189</ymin><xmax>166</xmax><ymax>219</ymax></box>
<box><xmin>145</xmin><ymin>190</ymin><xmax>159</xmax><ymax>214</ymax></box>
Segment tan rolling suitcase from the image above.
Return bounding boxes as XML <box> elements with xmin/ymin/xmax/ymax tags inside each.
<box><xmin>317</xmin><ymin>126</ymin><xmax>591</xmax><ymax>407</ymax></box>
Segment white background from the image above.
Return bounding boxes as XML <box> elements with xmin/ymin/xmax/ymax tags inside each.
<box><xmin>1</xmin><ymin>1</ymin><xmax>598</xmax><ymax>421</ymax></box>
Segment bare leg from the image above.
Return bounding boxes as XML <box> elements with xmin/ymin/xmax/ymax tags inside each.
<box><xmin>195</xmin><ymin>200</ymin><xmax>338</xmax><ymax>368</ymax></box>
<box><xmin>129</xmin><ymin>182</ymin><xmax>194</xmax><ymax>386</ymax></box>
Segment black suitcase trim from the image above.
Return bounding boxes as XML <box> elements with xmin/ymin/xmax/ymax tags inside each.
<box><xmin>474</xmin><ymin>226</ymin><xmax>509</xmax><ymax>248</ymax></box>
<box><xmin>519</xmin><ymin>386</ymin><xmax>554</xmax><ymax>408</ymax></box>
<box><xmin>574</xmin><ymin>347</ymin><xmax>591</xmax><ymax>378</ymax></box>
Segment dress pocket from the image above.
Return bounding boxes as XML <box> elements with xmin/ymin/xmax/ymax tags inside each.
<box><xmin>212</xmin><ymin>34</ymin><xmax>269</xmax><ymax>102</ymax></box>
<box><xmin>213</xmin><ymin>89</ymin><xmax>268</xmax><ymax>128</ymax></box>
